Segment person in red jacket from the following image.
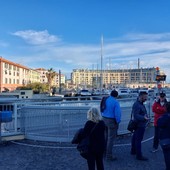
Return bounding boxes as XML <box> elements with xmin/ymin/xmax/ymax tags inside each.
<box><xmin>152</xmin><ymin>92</ymin><xmax>167</xmax><ymax>152</ymax></box>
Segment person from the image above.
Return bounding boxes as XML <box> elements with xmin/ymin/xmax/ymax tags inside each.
<box><xmin>83</xmin><ymin>107</ymin><xmax>106</xmax><ymax>170</ymax></box>
<box><xmin>152</xmin><ymin>92</ymin><xmax>167</xmax><ymax>152</ymax></box>
<box><xmin>130</xmin><ymin>91</ymin><xmax>149</xmax><ymax>161</ymax></box>
<box><xmin>101</xmin><ymin>90</ymin><xmax>121</xmax><ymax>161</ymax></box>
<box><xmin>157</xmin><ymin>102</ymin><xmax>170</xmax><ymax>170</ymax></box>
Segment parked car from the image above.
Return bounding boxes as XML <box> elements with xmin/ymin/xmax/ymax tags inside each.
<box><xmin>80</xmin><ymin>90</ymin><xmax>91</xmax><ymax>96</ymax></box>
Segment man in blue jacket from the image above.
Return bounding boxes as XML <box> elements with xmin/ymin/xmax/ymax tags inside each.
<box><xmin>130</xmin><ymin>91</ymin><xmax>149</xmax><ymax>161</ymax></box>
<box><xmin>102</xmin><ymin>90</ymin><xmax>121</xmax><ymax>161</ymax></box>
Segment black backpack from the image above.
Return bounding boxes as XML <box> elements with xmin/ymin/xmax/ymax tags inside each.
<box><xmin>100</xmin><ymin>96</ymin><xmax>108</xmax><ymax>112</ymax></box>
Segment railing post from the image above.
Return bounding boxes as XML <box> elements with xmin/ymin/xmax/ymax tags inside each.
<box><xmin>14</xmin><ymin>103</ymin><xmax>18</xmax><ymax>132</ymax></box>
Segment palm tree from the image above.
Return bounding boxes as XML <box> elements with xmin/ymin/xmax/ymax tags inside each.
<box><xmin>46</xmin><ymin>68</ymin><xmax>56</xmax><ymax>93</ymax></box>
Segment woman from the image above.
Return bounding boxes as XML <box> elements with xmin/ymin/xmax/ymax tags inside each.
<box><xmin>157</xmin><ymin>102</ymin><xmax>170</xmax><ymax>170</ymax></box>
<box><xmin>152</xmin><ymin>92</ymin><xmax>167</xmax><ymax>152</ymax></box>
<box><xmin>83</xmin><ymin>107</ymin><xmax>106</xmax><ymax>170</ymax></box>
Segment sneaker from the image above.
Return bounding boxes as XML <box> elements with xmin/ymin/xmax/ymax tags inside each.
<box><xmin>151</xmin><ymin>148</ymin><xmax>159</xmax><ymax>153</ymax></box>
<box><xmin>136</xmin><ymin>156</ymin><xmax>148</xmax><ymax>161</ymax></box>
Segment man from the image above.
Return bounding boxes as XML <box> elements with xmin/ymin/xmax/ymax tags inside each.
<box><xmin>152</xmin><ymin>92</ymin><xmax>167</xmax><ymax>152</ymax></box>
<box><xmin>131</xmin><ymin>91</ymin><xmax>149</xmax><ymax>161</ymax></box>
<box><xmin>101</xmin><ymin>90</ymin><xmax>121</xmax><ymax>161</ymax></box>
<box><xmin>157</xmin><ymin>102</ymin><xmax>170</xmax><ymax>170</ymax></box>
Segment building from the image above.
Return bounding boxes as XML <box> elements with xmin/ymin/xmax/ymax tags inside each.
<box><xmin>28</xmin><ymin>69</ymin><xmax>41</xmax><ymax>84</ymax></box>
<box><xmin>71</xmin><ymin>67</ymin><xmax>165</xmax><ymax>88</ymax></box>
<box><xmin>35</xmin><ymin>68</ymin><xmax>48</xmax><ymax>84</ymax></box>
<box><xmin>0</xmin><ymin>57</ymin><xmax>30</xmax><ymax>92</ymax></box>
<box><xmin>35</xmin><ymin>68</ymin><xmax>66</xmax><ymax>87</ymax></box>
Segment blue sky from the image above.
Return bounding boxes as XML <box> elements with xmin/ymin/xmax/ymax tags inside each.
<box><xmin>0</xmin><ymin>0</ymin><xmax>170</xmax><ymax>82</ymax></box>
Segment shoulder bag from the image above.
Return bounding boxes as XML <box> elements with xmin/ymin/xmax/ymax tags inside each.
<box><xmin>77</xmin><ymin>123</ymin><xmax>97</xmax><ymax>159</ymax></box>
<box><xmin>127</xmin><ymin>112</ymin><xmax>137</xmax><ymax>132</ymax></box>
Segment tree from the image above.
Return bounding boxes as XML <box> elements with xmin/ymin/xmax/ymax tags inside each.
<box><xmin>46</xmin><ymin>68</ymin><xmax>56</xmax><ymax>92</ymax></box>
<box><xmin>17</xmin><ymin>82</ymin><xmax>48</xmax><ymax>94</ymax></box>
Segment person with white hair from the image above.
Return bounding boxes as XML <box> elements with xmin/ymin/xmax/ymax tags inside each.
<box><xmin>83</xmin><ymin>107</ymin><xmax>106</xmax><ymax>170</ymax></box>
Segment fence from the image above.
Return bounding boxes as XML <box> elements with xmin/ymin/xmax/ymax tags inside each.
<box><xmin>0</xmin><ymin>97</ymin><xmax>155</xmax><ymax>143</ymax></box>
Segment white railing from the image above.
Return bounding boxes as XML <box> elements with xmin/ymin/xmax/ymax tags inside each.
<box><xmin>0</xmin><ymin>97</ymin><xmax>154</xmax><ymax>142</ymax></box>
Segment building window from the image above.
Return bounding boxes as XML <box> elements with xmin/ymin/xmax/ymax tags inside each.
<box><xmin>5</xmin><ymin>78</ymin><xmax>8</xmax><ymax>84</ymax></box>
<box><xmin>21</xmin><ymin>92</ymin><xmax>25</xmax><ymax>95</ymax></box>
<box><xmin>5</xmin><ymin>63</ymin><xmax>8</xmax><ymax>69</ymax></box>
<box><xmin>9</xmin><ymin>65</ymin><xmax>12</xmax><ymax>70</ymax></box>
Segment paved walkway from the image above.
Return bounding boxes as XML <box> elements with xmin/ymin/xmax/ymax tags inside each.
<box><xmin>0</xmin><ymin>126</ymin><xmax>165</xmax><ymax>170</ymax></box>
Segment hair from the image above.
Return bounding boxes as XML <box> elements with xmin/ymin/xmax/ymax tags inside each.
<box><xmin>165</xmin><ymin>102</ymin><xmax>170</xmax><ymax>113</ymax></box>
<box><xmin>139</xmin><ymin>91</ymin><xmax>148</xmax><ymax>96</ymax></box>
<box><xmin>159</xmin><ymin>92</ymin><xmax>166</xmax><ymax>98</ymax></box>
<box><xmin>110</xmin><ymin>90</ymin><xmax>118</xmax><ymax>97</ymax></box>
<box><xmin>87</xmin><ymin>107</ymin><xmax>102</xmax><ymax>123</ymax></box>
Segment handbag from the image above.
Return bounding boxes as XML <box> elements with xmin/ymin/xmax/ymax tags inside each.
<box><xmin>76</xmin><ymin>123</ymin><xmax>97</xmax><ymax>159</ymax></box>
<box><xmin>127</xmin><ymin>113</ymin><xmax>137</xmax><ymax>132</ymax></box>
<box><xmin>71</xmin><ymin>128</ymin><xmax>84</xmax><ymax>144</ymax></box>
<box><xmin>160</xmin><ymin>138</ymin><xmax>170</xmax><ymax>149</ymax></box>
<box><xmin>77</xmin><ymin>135</ymin><xmax>90</xmax><ymax>159</ymax></box>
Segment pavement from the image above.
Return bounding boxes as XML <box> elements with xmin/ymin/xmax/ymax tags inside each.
<box><xmin>0</xmin><ymin>126</ymin><xmax>166</xmax><ymax>170</ymax></box>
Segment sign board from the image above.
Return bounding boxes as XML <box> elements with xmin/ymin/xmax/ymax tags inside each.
<box><xmin>155</xmin><ymin>75</ymin><xmax>166</xmax><ymax>81</ymax></box>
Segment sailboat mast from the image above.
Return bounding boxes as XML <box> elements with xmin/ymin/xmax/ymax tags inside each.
<box><xmin>100</xmin><ymin>35</ymin><xmax>103</xmax><ymax>93</ymax></box>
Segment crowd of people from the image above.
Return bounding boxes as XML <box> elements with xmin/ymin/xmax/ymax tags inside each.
<box><xmin>72</xmin><ymin>90</ymin><xmax>170</xmax><ymax>170</ymax></box>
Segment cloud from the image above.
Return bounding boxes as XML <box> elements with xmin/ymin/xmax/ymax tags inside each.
<box><xmin>11</xmin><ymin>30</ymin><xmax>61</xmax><ymax>45</ymax></box>
<box><xmin>6</xmin><ymin>31</ymin><xmax>170</xmax><ymax>82</ymax></box>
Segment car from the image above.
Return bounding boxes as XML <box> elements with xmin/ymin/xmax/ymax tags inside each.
<box><xmin>80</xmin><ymin>90</ymin><xmax>91</xmax><ymax>96</ymax></box>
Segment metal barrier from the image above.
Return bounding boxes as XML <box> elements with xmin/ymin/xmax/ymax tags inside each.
<box><xmin>19</xmin><ymin>98</ymin><xmax>153</xmax><ymax>142</ymax></box>
<box><xmin>0</xmin><ymin>97</ymin><xmax>155</xmax><ymax>143</ymax></box>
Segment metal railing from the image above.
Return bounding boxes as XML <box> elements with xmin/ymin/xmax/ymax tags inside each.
<box><xmin>0</xmin><ymin>97</ymin><xmax>155</xmax><ymax>143</ymax></box>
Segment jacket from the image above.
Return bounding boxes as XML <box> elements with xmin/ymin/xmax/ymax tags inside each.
<box><xmin>157</xmin><ymin>113</ymin><xmax>170</xmax><ymax>140</ymax></box>
<box><xmin>152</xmin><ymin>101</ymin><xmax>166</xmax><ymax>126</ymax></box>
<box><xmin>101</xmin><ymin>96</ymin><xmax>121</xmax><ymax>123</ymax></box>
<box><xmin>83</xmin><ymin>120</ymin><xmax>106</xmax><ymax>154</ymax></box>
<box><xmin>132</xmin><ymin>99</ymin><xmax>148</xmax><ymax>127</ymax></box>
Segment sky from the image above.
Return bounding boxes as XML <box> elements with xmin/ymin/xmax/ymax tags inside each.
<box><xmin>0</xmin><ymin>0</ymin><xmax>170</xmax><ymax>82</ymax></box>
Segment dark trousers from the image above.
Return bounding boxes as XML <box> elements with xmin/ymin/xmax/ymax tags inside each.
<box><xmin>87</xmin><ymin>152</ymin><xmax>104</xmax><ymax>170</ymax></box>
<box><xmin>163</xmin><ymin>148</ymin><xmax>170</xmax><ymax>170</ymax></box>
<box><xmin>131</xmin><ymin>127</ymin><xmax>145</xmax><ymax>158</ymax></box>
<box><xmin>153</xmin><ymin>126</ymin><xmax>160</xmax><ymax>149</ymax></box>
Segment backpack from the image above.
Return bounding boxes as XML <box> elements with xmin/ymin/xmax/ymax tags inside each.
<box><xmin>100</xmin><ymin>96</ymin><xmax>108</xmax><ymax>112</ymax></box>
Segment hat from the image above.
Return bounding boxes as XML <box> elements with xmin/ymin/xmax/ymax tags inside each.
<box><xmin>160</xmin><ymin>92</ymin><xmax>166</xmax><ymax>98</ymax></box>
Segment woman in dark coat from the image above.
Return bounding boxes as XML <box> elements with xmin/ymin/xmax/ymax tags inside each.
<box><xmin>83</xmin><ymin>107</ymin><xmax>106</xmax><ymax>170</ymax></box>
<box><xmin>157</xmin><ymin>102</ymin><xmax>170</xmax><ymax>170</ymax></box>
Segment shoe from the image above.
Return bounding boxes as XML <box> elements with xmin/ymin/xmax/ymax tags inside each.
<box><xmin>136</xmin><ymin>156</ymin><xmax>148</xmax><ymax>161</ymax></box>
<box><xmin>106</xmin><ymin>155</ymin><xmax>117</xmax><ymax>161</ymax></box>
<box><xmin>151</xmin><ymin>148</ymin><xmax>159</xmax><ymax>153</ymax></box>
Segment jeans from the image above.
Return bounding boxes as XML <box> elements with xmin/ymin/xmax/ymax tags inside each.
<box><xmin>102</xmin><ymin>117</ymin><xmax>118</xmax><ymax>156</ymax></box>
<box><xmin>153</xmin><ymin>126</ymin><xmax>160</xmax><ymax>149</ymax></box>
<box><xmin>131</xmin><ymin>126</ymin><xmax>145</xmax><ymax>158</ymax></box>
